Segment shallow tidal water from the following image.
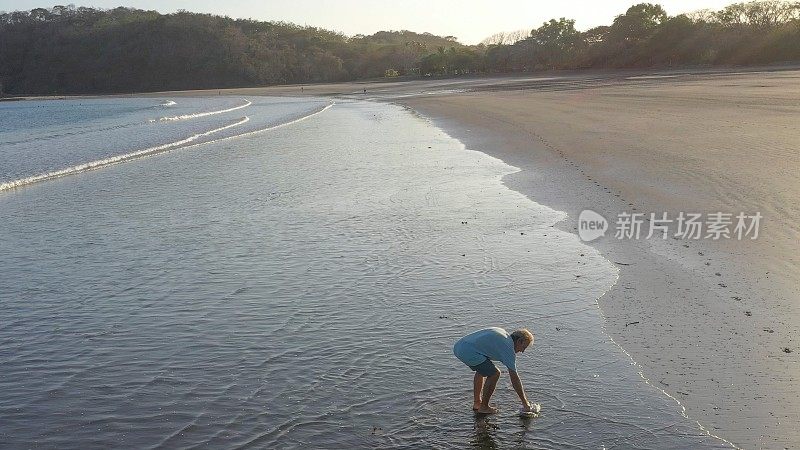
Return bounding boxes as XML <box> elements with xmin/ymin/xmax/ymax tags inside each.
<box><xmin>0</xmin><ymin>97</ymin><xmax>730</xmax><ymax>448</ymax></box>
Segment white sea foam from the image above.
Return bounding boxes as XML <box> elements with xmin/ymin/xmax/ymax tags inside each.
<box><xmin>0</xmin><ymin>117</ymin><xmax>250</xmax><ymax>192</ymax></box>
<box><xmin>0</xmin><ymin>101</ymin><xmax>334</xmax><ymax>192</ymax></box>
<box><xmin>161</xmin><ymin>100</ymin><xmax>177</xmax><ymax>106</ymax></box>
<box><xmin>203</xmin><ymin>102</ymin><xmax>334</xmax><ymax>144</ymax></box>
<box><xmin>156</xmin><ymin>99</ymin><xmax>251</xmax><ymax>121</ymax></box>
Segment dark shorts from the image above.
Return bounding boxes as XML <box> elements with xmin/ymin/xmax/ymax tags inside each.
<box><xmin>469</xmin><ymin>358</ymin><xmax>500</xmax><ymax>377</ymax></box>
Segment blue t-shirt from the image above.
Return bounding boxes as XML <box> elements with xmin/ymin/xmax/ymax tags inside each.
<box><xmin>453</xmin><ymin>327</ymin><xmax>517</xmax><ymax>371</ymax></box>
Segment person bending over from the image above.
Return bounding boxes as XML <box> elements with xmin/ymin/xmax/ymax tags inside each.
<box><xmin>453</xmin><ymin>327</ymin><xmax>535</xmax><ymax>414</ymax></box>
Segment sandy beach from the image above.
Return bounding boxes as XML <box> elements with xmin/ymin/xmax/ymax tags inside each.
<box><xmin>5</xmin><ymin>90</ymin><xmax>739</xmax><ymax>449</ymax></box>
<box><xmin>393</xmin><ymin>70</ymin><xmax>800</xmax><ymax>449</ymax></box>
<box><xmin>43</xmin><ymin>67</ymin><xmax>799</xmax><ymax>447</ymax></box>
<box><xmin>222</xmin><ymin>68</ymin><xmax>800</xmax><ymax>448</ymax></box>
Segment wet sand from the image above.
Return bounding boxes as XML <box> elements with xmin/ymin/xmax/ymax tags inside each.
<box><xmin>133</xmin><ymin>68</ymin><xmax>799</xmax><ymax>448</ymax></box>
<box><xmin>394</xmin><ymin>70</ymin><xmax>800</xmax><ymax>449</ymax></box>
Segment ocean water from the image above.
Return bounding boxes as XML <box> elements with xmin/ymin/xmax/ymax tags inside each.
<box><xmin>0</xmin><ymin>97</ymin><xmax>330</xmax><ymax>189</ymax></box>
<box><xmin>0</xmin><ymin>97</ymin><xmax>731</xmax><ymax>448</ymax></box>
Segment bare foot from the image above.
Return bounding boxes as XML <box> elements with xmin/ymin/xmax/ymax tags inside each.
<box><xmin>476</xmin><ymin>405</ymin><xmax>498</xmax><ymax>414</ymax></box>
<box><xmin>472</xmin><ymin>402</ymin><xmax>482</xmax><ymax>411</ymax></box>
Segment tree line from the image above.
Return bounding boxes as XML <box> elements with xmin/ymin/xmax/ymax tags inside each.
<box><xmin>1</xmin><ymin>1</ymin><xmax>799</xmax><ymax>95</ymax></box>
<box><xmin>488</xmin><ymin>1</ymin><xmax>800</xmax><ymax>71</ymax></box>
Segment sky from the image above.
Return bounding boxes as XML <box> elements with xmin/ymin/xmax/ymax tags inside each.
<box><xmin>0</xmin><ymin>0</ymin><xmax>737</xmax><ymax>44</ymax></box>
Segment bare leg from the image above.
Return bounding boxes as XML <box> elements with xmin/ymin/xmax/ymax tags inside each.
<box><xmin>473</xmin><ymin>372</ymin><xmax>484</xmax><ymax>410</ymax></box>
<box><xmin>477</xmin><ymin>372</ymin><xmax>500</xmax><ymax>414</ymax></box>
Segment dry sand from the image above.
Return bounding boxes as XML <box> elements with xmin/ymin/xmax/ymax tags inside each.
<box><xmin>142</xmin><ymin>68</ymin><xmax>799</xmax><ymax>448</ymax></box>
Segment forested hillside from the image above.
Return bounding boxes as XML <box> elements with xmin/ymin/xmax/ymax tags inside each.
<box><xmin>1</xmin><ymin>2</ymin><xmax>799</xmax><ymax>95</ymax></box>
<box><xmin>0</xmin><ymin>6</ymin><xmax>467</xmax><ymax>94</ymax></box>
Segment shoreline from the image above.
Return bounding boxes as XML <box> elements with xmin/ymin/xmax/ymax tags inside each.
<box><xmin>392</xmin><ymin>72</ymin><xmax>800</xmax><ymax>449</ymax></box>
<box><xmin>9</xmin><ymin>68</ymin><xmax>798</xmax><ymax>447</ymax></box>
<box><xmin>3</xmin><ymin>92</ymin><xmax>743</xmax><ymax>448</ymax></box>
<box><xmin>395</xmin><ymin>98</ymin><xmax>748</xmax><ymax>445</ymax></box>
<box><xmin>5</xmin><ymin>62</ymin><xmax>800</xmax><ymax>101</ymax></box>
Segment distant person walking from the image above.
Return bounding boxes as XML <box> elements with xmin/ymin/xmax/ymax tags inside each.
<box><xmin>453</xmin><ymin>327</ymin><xmax>535</xmax><ymax>414</ymax></box>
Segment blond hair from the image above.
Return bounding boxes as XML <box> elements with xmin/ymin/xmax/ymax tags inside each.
<box><xmin>511</xmin><ymin>328</ymin><xmax>534</xmax><ymax>346</ymax></box>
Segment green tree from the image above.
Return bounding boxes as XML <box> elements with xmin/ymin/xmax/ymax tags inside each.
<box><xmin>610</xmin><ymin>3</ymin><xmax>668</xmax><ymax>43</ymax></box>
<box><xmin>531</xmin><ymin>18</ymin><xmax>582</xmax><ymax>68</ymax></box>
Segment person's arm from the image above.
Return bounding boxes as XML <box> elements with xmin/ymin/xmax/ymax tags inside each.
<box><xmin>508</xmin><ymin>370</ymin><xmax>531</xmax><ymax>408</ymax></box>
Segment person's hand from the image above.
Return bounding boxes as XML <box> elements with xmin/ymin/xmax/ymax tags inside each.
<box><xmin>522</xmin><ymin>402</ymin><xmax>540</xmax><ymax>413</ymax></box>
<box><xmin>522</xmin><ymin>401</ymin><xmax>533</xmax><ymax>412</ymax></box>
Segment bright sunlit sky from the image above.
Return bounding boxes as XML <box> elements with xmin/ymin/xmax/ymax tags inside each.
<box><xmin>0</xmin><ymin>0</ymin><xmax>736</xmax><ymax>44</ymax></box>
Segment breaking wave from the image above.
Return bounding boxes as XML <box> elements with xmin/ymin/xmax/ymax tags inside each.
<box><xmin>0</xmin><ymin>100</ymin><xmax>334</xmax><ymax>192</ymax></box>
<box><xmin>152</xmin><ymin>99</ymin><xmax>251</xmax><ymax>122</ymax></box>
<box><xmin>0</xmin><ymin>117</ymin><xmax>250</xmax><ymax>192</ymax></box>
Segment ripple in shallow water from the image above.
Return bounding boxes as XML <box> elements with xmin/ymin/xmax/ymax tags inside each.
<box><xmin>0</xmin><ymin>99</ymin><xmax>729</xmax><ymax>448</ymax></box>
